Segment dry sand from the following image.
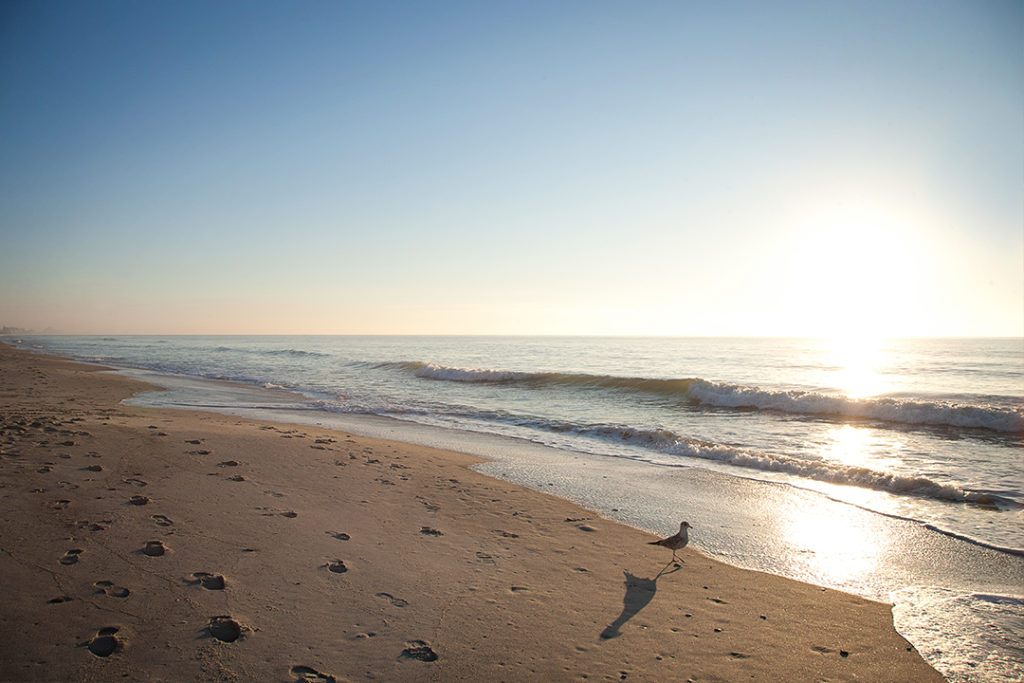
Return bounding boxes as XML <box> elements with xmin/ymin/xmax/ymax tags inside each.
<box><xmin>0</xmin><ymin>343</ymin><xmax>941</xmax><ymax>682</ymax></box>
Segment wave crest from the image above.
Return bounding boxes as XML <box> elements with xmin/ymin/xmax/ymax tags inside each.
<box><xmin>378</xmin><ymin>361</ymin><xmax>1023</xmax><ymax>433</ymax></box>
<box><xmin>492</xmin><ymin>416</ymin><xmax>1020</xmax><ymax>510</ymax></box>
<box><xmin>211</xmin><ymin>346</ymin><xmax>328</xmax><ymax>358</ymax></box>
<box><xmin>328</xmin><ymin>394</ymin><xmax>1020</xmax><ymax>511</ymax></box>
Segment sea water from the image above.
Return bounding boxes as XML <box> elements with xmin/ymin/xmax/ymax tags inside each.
<box><xmin>9</xmin><ymin>335</ymin><xmax>1023</xmax><ymax>681</ymax></box>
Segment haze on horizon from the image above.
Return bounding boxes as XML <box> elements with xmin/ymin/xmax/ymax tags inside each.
<box><xmin>1</xmin><ymin>0</ymin><xmax>1021</xmax><ymax>338</ymax></box>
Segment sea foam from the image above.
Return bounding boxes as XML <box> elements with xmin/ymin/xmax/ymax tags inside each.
<box><xmin>382</xmin><ymin>361</ymin><xmax>1024</xmax><ymax>433</ymax></box>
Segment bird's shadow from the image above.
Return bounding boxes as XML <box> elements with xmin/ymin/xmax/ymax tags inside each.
<box><xmin>600</xmin><ymin>560</ymin><xmax>681</xmax><ymax>640</ymax></box>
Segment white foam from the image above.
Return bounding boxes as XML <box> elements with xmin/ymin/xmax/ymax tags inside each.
<box><xmin>687</xmin><ymin>380</ymin><xmax>1024</xmax><ymax>433</ymax></box>
<box><xmin>383</xmin><ymin>361</ymin><xmax>1024</xmax><ymax>433</ymax></box>
<box><xmin>892</xmin><ymin>587</ymin><xmax>1024</xmax><ymax>683</ymax></box>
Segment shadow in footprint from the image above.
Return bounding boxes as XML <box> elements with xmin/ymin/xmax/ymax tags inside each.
<box><xmin>291</xmin><ymin>665</ymin><xmax>337</xmax><ymax>682</ymax></box>
<box><xmin>86</xmin><ymin>627</ymin><xmax>120</xmax><ymax>657</ymax></box>
<box><xmin>142</xmin><ymin>540</ymin><xmax>166</xmax><ymax>557</ymax></box>
<box><xmin>376</xmin><ymin>592</ymin><xmax>408</xmax><ymax>607</ymax></box>
<box><xmin>151</xmin><ymin>514</ymin><xmax>173</xmax><ymax>527</ymax></box>
<box><xmin>187</xmin><ymin>572</ymin><xmax>226</xmax><ymax>590</ymax></box>
<box><xmin>94</xmin><ymin>580</ymin><xmax>130</xmax><ymax>598</ymax></box>
<box><xmin>600</xmin><ymin>564</ymin><xmax>681</xmax><ymax>640</ymax></box>
<box><xmin>207</xmin><ymin>616</ymin><xmax>242</xmax><ymax>643</ymax></box>
<box><xmin>400</xmin><ymin>640</ymin><xmax>438</xmax><ymax>662</ymax></box>
<box><xmin>59</xmin><ymin>549</ymin><xmax>83</xmax><ymax>565</ymax></box>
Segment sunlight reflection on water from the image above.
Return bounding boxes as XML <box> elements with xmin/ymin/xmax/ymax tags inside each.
<box><xmin>830</xmin><ymin>334</ymin><xmax>885</xmax><ymax>398</ymax></box>
<box><xmin>782</xmin><ymin>495</ymin><xmax>890</xmax><ymax>588</ymax></box>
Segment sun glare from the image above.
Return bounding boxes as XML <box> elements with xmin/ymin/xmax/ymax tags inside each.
<box><xmin>829</xmin><ymin>333</ymin><xmax>885</xmax><ymax>398</ymax></box>
<box><xmin>823</xmin><ymin>424</ymin><xmax>871</xmax><ymax>466</ymax></box>
<box><xmin>785</xmin><ymin>201</ymin><xmax>925</xmax><ymax>340</ymax></box>
<box><xmin>783</xmin><ymin>496</ymin><xmax>888</xmax><ymax>588</ymax></box>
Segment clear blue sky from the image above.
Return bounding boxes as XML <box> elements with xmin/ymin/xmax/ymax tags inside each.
<box><xmin>1</xmin><ymin>0</ymin><xmax>1021</xmax><ymax>335</ymax></box>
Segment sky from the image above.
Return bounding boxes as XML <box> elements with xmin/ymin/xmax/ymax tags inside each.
<box><xmin>1</xmin><ymin>0</ymin><xmax>1021</xmax><ymax>337</ymax></box>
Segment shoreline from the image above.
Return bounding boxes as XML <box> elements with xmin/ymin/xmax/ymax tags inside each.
<box><xmin>106</xmin><ymin>358</ymin><xmax>1024</xmax><ymax>599</ymax></box>
<box><xmin>0</xmin><ymin>343</ymin><xmax>943</xmax><ymax>681</ymax></box>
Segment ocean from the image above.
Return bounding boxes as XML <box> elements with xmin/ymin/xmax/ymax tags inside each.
<box><xmin>9</xmin><ymin>335</ymin><xmax>1023</xmax><ymax>681</ymax></box>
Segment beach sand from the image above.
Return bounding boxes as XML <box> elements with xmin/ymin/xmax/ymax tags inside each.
<box><xmin>0</xmin><ymin>343</ymin><xmax>941</xmax><ymax>682</ymax></box>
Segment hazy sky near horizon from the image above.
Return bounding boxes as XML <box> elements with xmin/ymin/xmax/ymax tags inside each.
<box><xmin>1</xmin><ymin>0</ymin><xmax>1021</xmax><ymax>336</ymax></box>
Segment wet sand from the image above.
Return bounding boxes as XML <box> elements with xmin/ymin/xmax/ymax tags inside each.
<box><xmin>0</xmin><ymin>343</ymin><xmax>941</xmax><ymax>681</ymax></box>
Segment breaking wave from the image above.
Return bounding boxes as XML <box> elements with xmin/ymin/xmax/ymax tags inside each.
<box><xmin>378</xmin><ymin>361</ymin><xmax>1024</xmax><ymax>433</ymax></box>
<box><xmin>324</xmin><ymin>395</ymin><xmax>1021</xmax><ymax>511</ymax></box>
<box><xmin>210</xmin><ymin>346</ymin><xmax>329</xmax><ymax>358</ymax></box>
<box><xmin>516</xmin><ymin>419</ymin><xmax>1019</xmax><ymax>509</ymax></box>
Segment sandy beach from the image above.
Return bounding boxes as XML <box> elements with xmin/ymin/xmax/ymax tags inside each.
<box><xmin>0</xmin><ymin>343</ymin><xmax>941</xmax><ymax>682</ymax></box>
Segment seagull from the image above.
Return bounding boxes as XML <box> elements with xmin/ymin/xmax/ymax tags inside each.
<box><xmin>649</xmin><ymin>521</ymin><xmax>691</xmax><ymax>563</ymax></box>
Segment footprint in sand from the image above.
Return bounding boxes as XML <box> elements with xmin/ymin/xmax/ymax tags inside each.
<box><xmin>142</xmin><ymin>540</ymin><xmax>166</xmax><ymax>557</ymax></box>
<box><xmin>420</xmin><ymin>526</ymin><xmax>443</xmax><ymax>536</ymax></box>
<box><xmin>128</xmin><ymin>495</ymin><xmax>149</xmax><ymax>506</ymax></box>
<box><xmin>400</xmin><ymin>640</ymin><xmax>438</xmax><ymax>662</ymax></box>
<box><xmin>184</xmin><ymin>439</ymin><xmax>202</xmax><ymax>445</ymax></box>
<box><xmin>416</xmin><ymin>496</ymin><xmax>440</xmax><ymax>512</ymax></box>
<box><xmin>376</xmin><ymin>592</ymin><xmax>409</xmax><ymax>607</ymax></box>
<box><xmin>208</xmin><ymin>616</ymin><xmax>242</xmax><ymax>643</ymax></box>
<box><xmin>326</xmin><ymin>560</ymin><xmax>348</xmax><ymax>574</ymax></box>
<box><xmin>217</xmin><ymin>460</ymin><xmax>240</xmax><ymax>467</ymax></box>
<box><xmin>87</xmin><ymin>627</ymin><xmax>120</xmax><ymax>657</ymax></box>
<box><xmin>326</xmin><ymin>532</ymin><xmax>350</xmax><ymax>541</ymax></box>
<box><xmin>291</xmin><ymin>665</ymin><xmax>337</xmax><ymax>682</ymax></box>
<box><xmin>189</xmin><ymin>572</ymin><xmax>226</xmax><ymax>590</ymax></box>
<box><xmin>50</xmin><ymin>499</ymin><xmax>71</xmax><ymax>510</ymax></box>
<box><xmin>94</xmin><ymin>580</ymin><xmax>130</xmax><ymax>598</ymax></box>
<box><xmin>151</xmin><ymin>514</ymin><xmax>173</xmax><ymax>526</ymax></box>
<box><xmin>227</xmin><ymin>475</ymin><xmax>245</xmax><ymax>482</ymax></box>
<box><xmin>83</xmin><ymin>464</ymin><xmax>103</xmax><ymax>472</ymax></box>
<box><xmin>59</xmin><ymin>549</ymin><xmax>83</xmax><ymax>565</ymax></box>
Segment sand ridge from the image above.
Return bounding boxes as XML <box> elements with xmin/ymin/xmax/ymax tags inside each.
<box><xmin>0</xmin><ymin>344</ymin><xmax>941</xmax><ymax>681</ymax></box>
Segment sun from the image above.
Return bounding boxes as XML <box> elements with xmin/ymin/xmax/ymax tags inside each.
<box><xmin>784</xmin><ymin>205</ymin><xmax>923</xmax><ymax>340</ymax></box>
<box><xmin>829</xmin><ymin>333</ymin><xmax>886</xmax><ymax>398</ymax></box>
